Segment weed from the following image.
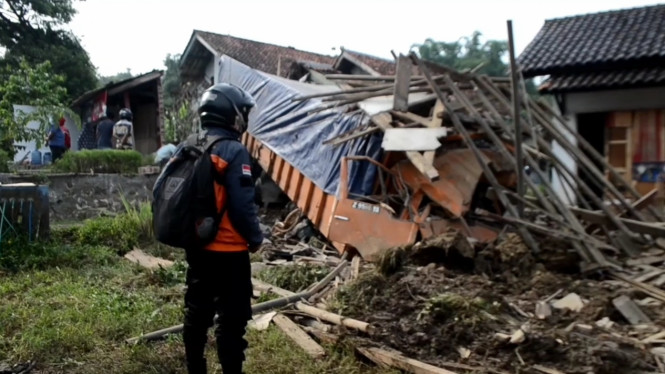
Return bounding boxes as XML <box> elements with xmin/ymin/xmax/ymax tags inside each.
<box><xmin>146</xmin><ymin>260</ymin><xmax>187</xmax><ymax>287</ymax></box>
<box><xmin>376</xmin><ymin>246</ymin><xmax>409</xmax><ymax>276</ymax></box>
<box><xmin>52</xmin><ymin>149</ymin><xmax>143</xmax><ymax>174</ymax></box>
<box><xmin>417</xmin><ymin>292</ymin><xmax>499</xmax><ymax>326</ymax></box>
<box><xmin>254</xmin><ymin>264</ymin><xmax>328</xmax><ymax>292</ymax></box>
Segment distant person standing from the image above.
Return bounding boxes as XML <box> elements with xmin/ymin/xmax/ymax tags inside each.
<box><xmin>46</xmin><ymin>120</ymin><xmax>66</xmax><ymax>162</ymax></box>
<box><xmin>113</xmin><ymin>108</ymin><xmax>134</xmax><ymax>150</ymax></box>
<box><xmin>60</xmin><ymin>117</ymin><xmax>72</xmax><ymax>153</ymax></box>
<box><xmin>97</xmin><ymin>109</ymin><xmax>115</xmax><ymax>149</ymax></box>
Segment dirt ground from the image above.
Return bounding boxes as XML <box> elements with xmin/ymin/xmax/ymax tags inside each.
<box><xmin>336</xmin><ymin>232</ymin><xmax>665</xmax><ymax>374</ymax></box>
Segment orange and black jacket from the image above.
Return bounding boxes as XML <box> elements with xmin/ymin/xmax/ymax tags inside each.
<box><xmin>205</xmin><ymin>127</ymin><xmax>263</xmax><ymax>252</ymax></box>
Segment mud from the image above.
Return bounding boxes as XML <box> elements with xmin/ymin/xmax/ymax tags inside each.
<box><xmin>336</xmin><ymin>233</ymin><xmax>662</xmax><ymax>374</ymax></box>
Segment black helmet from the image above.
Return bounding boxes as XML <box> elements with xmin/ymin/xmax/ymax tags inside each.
<box><xmin>198</xmin><ymin>83</ymin><xmax>255</xmax><ymax>133</ymax></box>
<box><xmin>119</xmin><ymin>108</ymin><xmax>133</xmax><ymax>121</ymax></box>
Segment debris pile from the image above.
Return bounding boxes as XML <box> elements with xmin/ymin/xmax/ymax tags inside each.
<box><xmin>292</xmin><ymin>54</ymin><xmax>665</xmax><ymax>272</ymax></box>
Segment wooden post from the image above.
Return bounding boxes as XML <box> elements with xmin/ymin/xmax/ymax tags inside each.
<box><xmin>393</xmin><ymin>55</ymin><xmax>412</xmax><ymax>111</ymax></box>
<box><xmin>507</xmin><ymin>20</ymin><xmax>524</xmax><ymax>218</ymax></box>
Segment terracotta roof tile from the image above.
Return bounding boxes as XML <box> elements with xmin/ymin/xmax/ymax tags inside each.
<box><xmin>196</xmin><ymin>30</ymin><xmax>335</xmax><ymax>77</ymax></box>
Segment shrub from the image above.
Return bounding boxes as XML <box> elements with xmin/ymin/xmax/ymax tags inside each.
<box><xmin>52</xmin><ymin>149</ymin><xmax>143</xmax><ymax>174</ymax></box>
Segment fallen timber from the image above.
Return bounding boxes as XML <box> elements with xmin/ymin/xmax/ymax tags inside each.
<box><xmin>229</xmin><ymin>51</ymin><xmax>665</xmax><ymax>272</ymax></box>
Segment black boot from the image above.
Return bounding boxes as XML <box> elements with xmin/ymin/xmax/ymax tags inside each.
<box><xmin>186</xmin><ymin>357</ymin><xmax>207</xmax><ymax>374</ymax></box>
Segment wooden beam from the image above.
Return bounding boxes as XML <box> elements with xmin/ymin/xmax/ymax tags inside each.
<box><xmin>393</xmin><ymin>55</ymin><xmax>412</xmax><ymax>111</ymax></box>
<box><xmin>570</xmin><ymin>207</ymin><xmax>665</xmax><ymax>237</ymax></box>
<box><xmin>273</xmin><ymin>314</ymin><xmax>326</xmax><ymax>359</ymax></box>
<box><xmin>294</xmin><ymin>302</ymin><xmax>373</xmax><ymax>333</ymax></box>
<box><xmin>357</xmin><ymin>347</ymin><xmax>459</xmax><ymax>374</ymax></box>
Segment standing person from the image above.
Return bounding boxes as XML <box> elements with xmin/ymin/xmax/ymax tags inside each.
<box><xmin>46</xmin><ymin>120</ymin><xmax>66</xmax><ymax>162</ymax></box>
<box><xmin>182</xmin><ymin>83</ymin><xmax>263</xmax><ymax>374</ymax></box>
<box><xmin>59</xmin><ymin>117</ymin><xmax>71</xmax><ymax>153</ymax></box>
<box><xmin>113</xmin><ymin>108</ymin><xmax>134</xmax><ymax>150</ymax></box>
<box><xmin>96</xmin><ymin>109</ymin><xmax>115</xmax><ymax>150</ymax></box>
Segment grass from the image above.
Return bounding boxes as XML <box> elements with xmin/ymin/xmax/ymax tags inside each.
<box><xmin>52</xmin><ymin>149</ymin><xmax>145</xmax><ymax>174</ymax></box>
<box><xmin>0</xmin><ymin>209</ymin><xmax>398</xmax><ymax>373</ymax></box>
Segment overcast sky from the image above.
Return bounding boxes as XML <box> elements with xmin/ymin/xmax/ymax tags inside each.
<box><xmin>68</xmin><ymin>0</ymin><xmax>664</xmax><ymax>77</ymax></box>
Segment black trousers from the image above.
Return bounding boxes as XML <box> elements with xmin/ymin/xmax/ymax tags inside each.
<box><xmin>183</xmin><ymin>249</ymin><xmax>252</xmax><ymax>374</ymax></box>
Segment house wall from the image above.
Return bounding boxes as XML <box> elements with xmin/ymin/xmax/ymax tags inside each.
<box><xmin>133</xmin><ymin>102</ymin><xmax>159</xmax><ymax>154</ymax></box>
<box><xmin>563</xmin><ymin>86</ymin><xmax>665</xmax><ymax>114</ymax></box>
<box><xmin>551</xmin><ymin>109</ymin><xmax>578</xmax><ymax>204</ymax></box>
<box><xmin>12</xmin><ymin>105</ymin><xmax>81</xmax><ymax>164</ymax></box>
<box><xmin>562</xmin><ymin>86</ymin><xmax>665</xmax><ymax>197</ymax></box>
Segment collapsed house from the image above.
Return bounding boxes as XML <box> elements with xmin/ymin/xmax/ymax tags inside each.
<box><xmin>70</xmin><ymin>70</ymin><xmax>165</xmax><ymax>155</ymax></box>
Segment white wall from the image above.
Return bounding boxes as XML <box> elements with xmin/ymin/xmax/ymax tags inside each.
<box><xmin>12</xmin><ymin>105</ymin><xmax>80</xmax><ymax>163</ymax></box>
<box><xmin>550</xmin><ymin>108</ymin><xmax>578</xmax><ymax>205</ymax></box>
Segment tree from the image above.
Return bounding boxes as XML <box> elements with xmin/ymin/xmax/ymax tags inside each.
<box><xmin>0</xmin><ymin>59</ymin><xmax>78</xmax><ymax>156</ymax></box>
<box><xmin>0</xmin><ymin>0</ymin><xmax>97</xmax><ymax>100</ymax></box>
<box><xmin>99</xmin><ymin>69</ymin><xmax>134</xmax><ymax>87</ymax></box>
<box><xmin>162</xmin><ymin>53</ymin><xmax>198</xmax><ymax>143</ymax></box>
<box><xmin>411</xmin><ymin>31</ymin><xmax>508</xmax><ymax>76</ymax></box>
<box><xmin>412</xmin><ymin>31</ymin><xmax>538</xmax><ymax>95</ymax></box>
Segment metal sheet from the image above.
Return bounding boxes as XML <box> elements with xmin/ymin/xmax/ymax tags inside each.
<box><xmin>394</xmin><ymin>149</ymin><xmax>512</xmax><ymax>218</ymax></box>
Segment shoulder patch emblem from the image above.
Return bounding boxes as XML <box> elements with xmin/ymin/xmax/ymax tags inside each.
<box><xmin>242</xmin><ymin>164</ymin><xmax>252</xmax><ymax>176</ymax></box>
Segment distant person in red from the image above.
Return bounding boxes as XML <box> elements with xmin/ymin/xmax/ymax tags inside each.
<box><xmin>59</xmin><ymin>117</ymin><xmax>72</xmax><ymax>152</ymax></box>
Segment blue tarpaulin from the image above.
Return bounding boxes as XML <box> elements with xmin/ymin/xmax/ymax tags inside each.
<box><xmin>217</xmin><ymin>56</ymin><xmax>382</xmax><ymax>197</ymax></box>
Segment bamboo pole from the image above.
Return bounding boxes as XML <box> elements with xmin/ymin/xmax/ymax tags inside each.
<box><xmin>410</xmin><ymin>53</ymin><xmax>540</xmax><ymax>254</ymax></box>
<box><xmin>507</xmin><ymin>20</ymin><xmax>525</xmax><ymax>218</ymax></box>
<box><xmin>294</xmin><ymin>302</ymin><xmax>373</xmax><ymax>333</ymax></box>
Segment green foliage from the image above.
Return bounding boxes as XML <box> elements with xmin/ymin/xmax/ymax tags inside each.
<box><xmin>163</xmin><ymin>53</ymin><xmax>197</xmax><ymax>143</ymax></box>
<box><xmin>417</xmin><ymin>292</ymin><xmax>498</xmax><ymax>325</ymax></box>
<box><xmin>254</xmin><ymin>264</ymin><xmax>328</xmax><ymax>292</ymax></box>
<box><xmin>53</xmin><ymin>200</ymin><xmax>154</xmax><ymax>254</ymax></box>
<box><xmin>0</xmin><ymin>59</ymin><xmax>79</xmax><ymax>154</ymax></box>
<box><xmin>0</xmin><ymin>149</ymin><xmax>10</xmax><ymax>172</ymax></box>
<box><xmin>0</xmin><ymin>239</ymin><xmax>115</xmax><ymax>272</ymax></box>
<box><xmin>52</xmin><ymin>149</ymin><xmax>143</xmax><ymax>174</ymax></box>
<box><xmin>0</xmin><ymin>1</ymin><xmax>97</xmax><ymax>100</ymax></box>
<box><xmin>99</xmin><ymin>69</ymin><xmax>134</xmax><ymax>87</ymax></box>
<box><xmin>412</xmin><ymin>31</ymin><xmax>508</xmax><ymax>76</ymax></box>
<box><xmin>412</xmin><ymin>31</ymin><xmax>538</xmax><ymax>94</ymax></box>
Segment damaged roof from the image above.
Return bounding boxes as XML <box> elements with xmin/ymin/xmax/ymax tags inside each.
<box><xmin>519</xmin><ymin>4</ymin><xmax>665</xmax><ymax>77</ymax></box>
<box><xmin>189</xmin><ymin>30</ymin><xmax>335</xmax><ymax>76</ymax></box>
<box><xmin>71</xmin><ymin>70</ymin><xmax>163</xmax><ymax>108</ymax></box>
<box><xmin>181</xmin><ymin>30</ymin><xmax>397</xmax><ymax>78</ymax></box>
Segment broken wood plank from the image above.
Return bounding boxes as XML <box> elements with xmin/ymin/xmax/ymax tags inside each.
<box><xmin>302</xmin><ymin>326</ymin><xmax>339</xmax><ymax>344</ymax></box>
<box><xmin>626</xmin><ymin>255</ymin><xmax>665</xmax><ymax>267</ymax></box>
<box><xmin>612</xmin><ymin>295</ymin><xmax>652</xmax><ymax>325</ymax></box>
<box><xmin>357</xmin><ymin>347</ymin><xmax>459</xmax><ymax>374</ymax></box>
<box><xmin>391</xmin><ymin>110</ymin><xmax>433</xmax><ymax>128</ymax></box>
<box><xmin>532</xmin><ymin>365</ymin><xmax>566</xmax><ymax>374</ymax></box>
<box><xmin>273</xmin><ymin>314</ymin><xmax>326</xmax><ymax>359</ymax></box>
<box><xmin>351</xmin><ymin>255</ymin><xmax>361</xmax><ymax>281</ymax></box>
<box><xmin>406</xmin><ymin>151</ymin><xmax>439</xmax><ymax>180</ymax></box>
<box><xmin>382</xmin><ymin>128</ymin><xmax>446</xmax><ymax>151</ymax></box>
<box><xmin>642</xmin><ymin>330</ymin><xmax>665</xmax><ymax>344</ymax></box>
<box><xmin>393</xmin><ymin>55</ymin><xmax>412</xmax><ymax>111</ymax></box>
<box><xmin>610</xmin><ymin>272</ymin><xmax>665</xmax><ymax>303</ymax></box>
<box><xmin>633</xmin><ymin>267</ymin><xmax>665</xmax><ymax>283</ymax></box>
<box><xmin>294</xmin><ymin>302</ymin><xmax>373</xmax><ymax>333</ymax></box>
<box><xmin>570</xmin><ymin>206</ymin><xmax>665</xmax><ymax>237</ymax></box>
